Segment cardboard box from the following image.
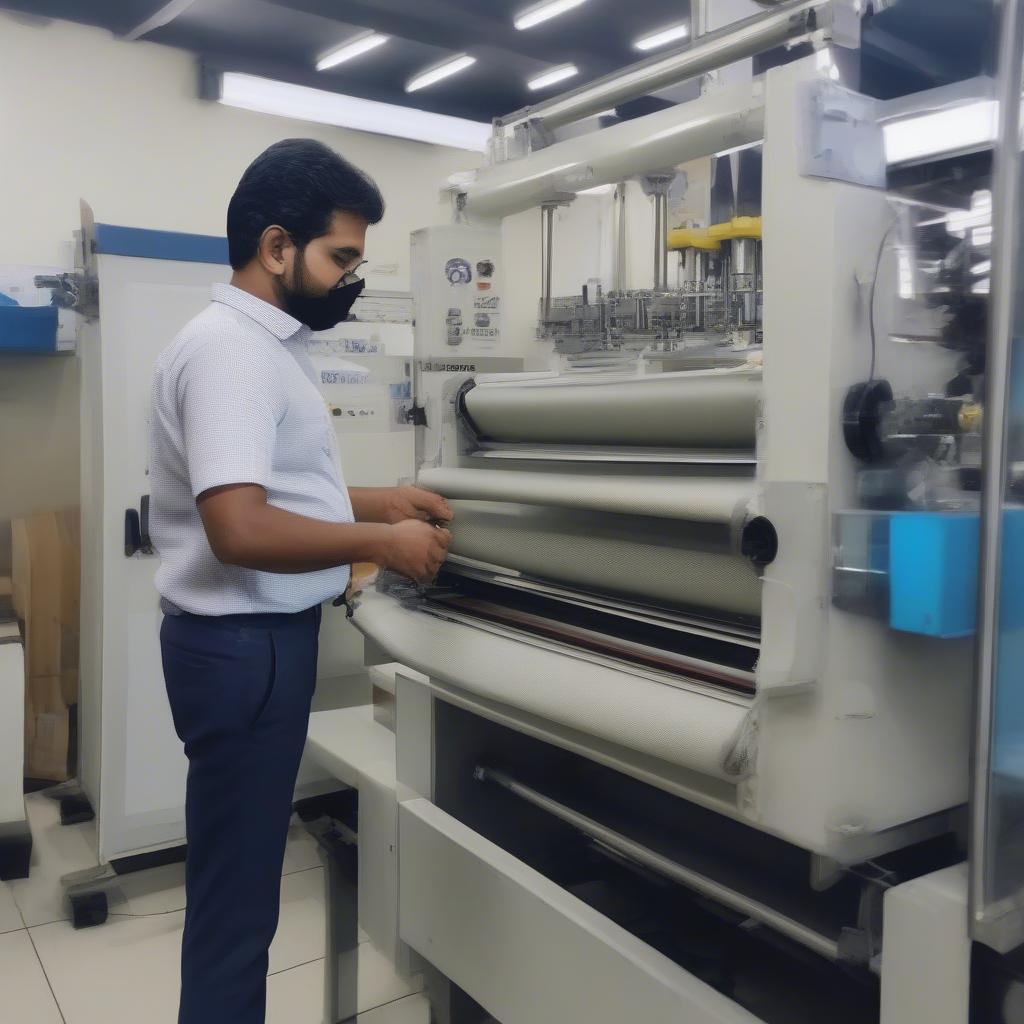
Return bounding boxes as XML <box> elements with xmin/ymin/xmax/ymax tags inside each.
<box><xmin>11</xmin><ymin>509</ymin><xmax>80</xmax><ymax>782</ymax></box>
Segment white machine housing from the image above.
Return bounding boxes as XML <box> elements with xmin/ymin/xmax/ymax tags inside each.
<box><xmin>76</xmin><ymin>221</ymin><xmax>415</xmax><ymax>862</ymax></box>
<box><xmin>354</xmin><ymin>55</ymin><xmax>974</xmax><ymax>872</ymax></box>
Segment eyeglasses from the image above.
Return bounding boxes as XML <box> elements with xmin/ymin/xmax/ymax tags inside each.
<box><xmin>339</xmin><ymin>259</ymin><xmax>368</xmax><ymax>288</ymax></box>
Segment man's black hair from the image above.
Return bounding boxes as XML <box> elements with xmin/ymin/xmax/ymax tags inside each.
<box><xmin>227</xmin><ymin>138</ymin><xmax>385</xmax><ymax>270</ymax></box>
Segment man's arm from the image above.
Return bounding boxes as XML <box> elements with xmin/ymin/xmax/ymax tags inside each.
<box><xmin>198</xmin><ymin>483</ymin><xmax>450</xmax><ymax>583</ymax></box>
<box><xmin>349</xmin><ymin>484</ymin><xmax>452</xmax><ymax>525</ymax></box>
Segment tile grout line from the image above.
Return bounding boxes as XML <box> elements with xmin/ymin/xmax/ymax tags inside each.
<box><xmin>25</xmin><ymin>926</ymin><xmax>68</xmax><ymax>1024</ymax></box>
<box><xmin>17</xmin><ymin>861</ymin><xmax>323</xmax><ymax>927</ymax></box>
<box><xmin>358</xmin><ymin>991</ymin><xmax>426</xmax><ymax>1018</ymax></box>
<box><xmin>268</xmin><ymin>954</ymin><xmax>325</xmax><ymax>978</ymax></box>
<box><xmin>266</xmin><ymin>957</ymin><xmax>422</xmax><ymax>1017</ymax></box>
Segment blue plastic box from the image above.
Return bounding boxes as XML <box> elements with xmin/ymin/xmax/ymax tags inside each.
<box><xmin>889</xmin><ymin>512</ymin><xmax>979</xmax><ymax>638</ymax></box>
<box><xmin>0</xmin><ymin>304</ymin><xmax>59</xmax><ymax>353</ymax></box>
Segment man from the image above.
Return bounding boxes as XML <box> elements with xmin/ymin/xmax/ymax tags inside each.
<box><xmin>149</xmin><ymin>138</ymin><xmax>451</xmax><ymax>1024</ymax></box>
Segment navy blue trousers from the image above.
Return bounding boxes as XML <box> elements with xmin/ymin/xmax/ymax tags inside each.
<box><xmin>160</xmin><ymin>605</ymin><xmax>321</xmax><ymax>1024</ymax></box>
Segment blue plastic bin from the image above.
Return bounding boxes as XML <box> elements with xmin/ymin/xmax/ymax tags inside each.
<box><xmin>0</xmin><ymin>304</ymin><xmax>59</xmax><ymax>353</ymax></box>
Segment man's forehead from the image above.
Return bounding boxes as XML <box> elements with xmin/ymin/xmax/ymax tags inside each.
<box><xmin>322</xmin><ymin>209</ymin><xmax>369</xmax><ymax>245</ymax></box>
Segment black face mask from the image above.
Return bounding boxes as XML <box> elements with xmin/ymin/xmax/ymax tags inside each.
<box><xmin>283</xmin><ymin>253</ymin><xmax>365</xmax><ymax>332</ymax></box>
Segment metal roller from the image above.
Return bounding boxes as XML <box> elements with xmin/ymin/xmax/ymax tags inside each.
<box><xmin>462</xmin><ymin>369</ymin><xmax>761</xmax><ymax>449</ymax></box>
<box><xmin>419</xmin><ymin>466</ymin><xmax>755</xmax><ymax>525</ymax></box>
<box><xmin>446</xmin><ymin>500</ymin><xmax>763</xmax><ymax>618</ymax></box>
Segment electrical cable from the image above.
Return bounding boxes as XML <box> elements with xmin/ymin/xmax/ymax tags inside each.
<box><xmin>869</xmin><ymin>222</ymin><xmax>898</xmax><ymax>381</ymax></box>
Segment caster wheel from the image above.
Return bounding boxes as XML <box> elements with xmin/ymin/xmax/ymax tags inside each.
<box><xmin>59</xmin><ymin>795</ymin><xmax>95</xmax><ymax>826</ymax></box>
<box><xmin>0</xmin><ymin>825</ymin><xmax>32</xmax><ymax>880</ymax></box>
<box><xmin>70</xmin><ymin>891</ymin><xmax>108</xmax><ymax>929</ymax></box>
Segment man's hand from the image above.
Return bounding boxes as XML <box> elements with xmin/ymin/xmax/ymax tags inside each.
<box><xmin>350</xmin><ymin>485</ymin><xmax>453</xmax><ymax>526</ymax></box>
<box><xmin>196</xmin><ymin>483</ymin><xmax>452</xmax><ymax>579</ymax></box>
<box><xmin>384</xmin><ymin>485</ymin><xmax>453</xmax><ymax>525</ymax></box>
<box><xmin>380</xmin><ymin>520</ymin><xmax>451</xmax><ymax>585</ymax></box>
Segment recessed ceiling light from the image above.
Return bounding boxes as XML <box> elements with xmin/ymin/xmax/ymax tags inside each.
<box><xmin>406</xmin><ymin>54</ymin><xmax>477</xmax><ymax>93</ymax></box>
<box><xmin>317</xmin><ymin>32</ymin><xmax>389</xmax><ymax>72</ymax></box>
<box><xmin>634</xmin><ymin>22</ymin><xmax>690</xmax><ymax>51</ymax></box>
<box><xmin>515</xmin><ymin>0</ymin><xmax>589</xmax><ymax>31</ymax></box>
<box><xmin>527</xmin><ymin>64</ymin><xmax>579</xmax><ymax>91</ymax></box>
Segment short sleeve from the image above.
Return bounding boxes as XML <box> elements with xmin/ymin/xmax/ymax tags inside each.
<box><xmin>177</xmin><ymin>334</ymin><xmax>287</xmax><ymax>498</ymax></box>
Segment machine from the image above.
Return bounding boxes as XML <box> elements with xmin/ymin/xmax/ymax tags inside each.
<box><xmin>61</xmin><ymin>214</ymin><xmax>415</xmax><ymax>924</ymax></box>
<box><xmin>334</xmin><ymin>2</ymin><xmax>1021</xmax><ymax>1021</ymax></box>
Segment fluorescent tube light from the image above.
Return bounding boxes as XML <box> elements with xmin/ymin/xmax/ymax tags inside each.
<box><xmin>634</xmin><ymin>22</ymin><xmax>689</xmax><ymax>51</ymax></box>
<box><xmin>528</xmin><ymin>64</ymin><xmax>579</xmax><ymax>91</ymax></box>
<box><xmin>883</xmin><ymin>100</ymin><xmax>998</xmax><ymax>165</ymax></box>
<box><xmin>406</xmin><ymin>54</ymin><xmax>476</xmax><ymax>93</ymax></box>
<box><xmin>218</xmin><ymin>72</ymin><xmax>491</xmax><ymax>152</ymax></box>
<box><xmin>515</xmin><ymin>0</ymin><xmax>588</xmax><ymax>30</ymax></box>
<box><xmin>317</xmin><ymin>33</ymin><xmax>389</xmax><ymax>71</ymax></box>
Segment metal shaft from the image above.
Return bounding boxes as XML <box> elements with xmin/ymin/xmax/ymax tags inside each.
<box><xmin>475</xmin><ymin>765</ymin><xmax>843</xmax><ymax>963</ymax></box>
<box><xmin>653</xmin><ymin>194</ymin><xmax>663</xmax><ymax>290</ymax></box>
<box><xmin>543</xmin><ymin>204</ymin><xmax>555</xmax><ymax>319</ymax></box>
<box><xmin>732</xmin><ymin>237</ymin><xmax>757</xmax><ymax>324</ymax></box>
<box><xmin>614</xmin><ymin>183</ymin><xmax>627</xmax><ymax>293</ymax></box>
<box><xmin>660</xmin><ymin>194</ymin><xmax>670</xmax><ymax>291</ymax></box>
<box><xmin>498</xmin><ymin>0</ymin><xmax>832</xmax><ymax>131</ymax></box>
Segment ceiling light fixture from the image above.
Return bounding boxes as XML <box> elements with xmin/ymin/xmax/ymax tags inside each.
<box><xmin>317</xmin><ymin>32</ymin><xmax>389</xmax><ymax>72</ymax></box>
<box><xmin>633</xmin><ymin>22</ymin><xmax>690</xmax><ymax>51</ymax></box>
<box><xmin>527</xmin><ymin>64</ymin><xmax>579</xmax><ymax>91</ymax></box>
<box><xmin>882</xmin><ymin>100</ymin><xmax>998</xmax><ymax>165</ymax></box>
<box><xmin>406</xmin><ymin>54</ymin><xmax>476</xmax><ymax>93</ymax></box>
<box><xmin>217</xmin><ymin>72</ymin><xmax>491</xmax><ymax>152</ymax></box>
<box><xmin>515</xmin><ymin>0</ymin><xmax>589</xmax><ymax>31</ymax></box>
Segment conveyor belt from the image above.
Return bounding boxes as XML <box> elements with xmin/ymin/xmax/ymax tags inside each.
<box><xmin>462</xmin><ymin>368</ymin><xmax>761</xmax><ymax>449</ymax></box>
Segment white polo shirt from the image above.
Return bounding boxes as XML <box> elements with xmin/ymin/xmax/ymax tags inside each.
<box><xmin>149</xmin><ymin>283</ymin><xmax>354</xmax><ymax>615</ymax></box>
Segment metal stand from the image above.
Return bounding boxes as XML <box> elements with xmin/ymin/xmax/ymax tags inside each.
<box><xmin>297</xmin><ymin>790</ymin><xmax>360</xmax><ymax>1024</ymax></box>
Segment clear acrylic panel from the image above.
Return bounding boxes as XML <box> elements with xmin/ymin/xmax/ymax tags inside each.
<box><xmin>972</xmin><ymin>0</ymin><xmax>1024</xmax><ymax>953</ymax></box>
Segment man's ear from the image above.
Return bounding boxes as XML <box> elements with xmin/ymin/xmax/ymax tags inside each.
<box><xmin>257</xmin><ymin>225</ymin><xmax>292</xmax><ymax>278</ymax></box>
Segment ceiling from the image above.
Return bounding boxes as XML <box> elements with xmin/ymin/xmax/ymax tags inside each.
<box><xmin>0</xmin><ymin>0</ymin><xmax>696</xmax><ymax>123</ymax></box>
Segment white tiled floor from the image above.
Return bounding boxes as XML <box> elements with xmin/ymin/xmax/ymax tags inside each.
<box><xmin>2</xmin><ymin>791</ymin><xmax>426</xmax><ymax>1023</ymax></box>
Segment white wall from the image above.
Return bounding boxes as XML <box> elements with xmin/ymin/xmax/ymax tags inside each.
<box><xmin>0</xmin><ymin>13</ymin><xmax>484</xmax><ymax>570</ymax></box>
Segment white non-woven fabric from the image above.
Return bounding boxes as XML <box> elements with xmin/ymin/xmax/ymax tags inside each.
<box><xmin>353</xmin><ymin>591</ymin><xmax>752</xmax><ymax>782</ymax></box>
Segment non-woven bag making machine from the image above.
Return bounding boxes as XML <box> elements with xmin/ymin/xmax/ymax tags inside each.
<box><xmin>323</xmin><ymin>3</ymin><xmax>1024</xmax><ymax>1020</ymax></box>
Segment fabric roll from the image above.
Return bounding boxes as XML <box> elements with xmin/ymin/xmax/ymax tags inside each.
<box><xmin>446</xmin><ymin>500</ymin><xmax>762</xmax><ymax>619</ymax></box>
<box><xmin>353</xmin><ymin>591</ymin><xmax>753</xmax><ymax>782</ymax></box>
<box><xmin>463</xmin><ymin>368</ymin><xmax>760</xmax><ymax>449</ymax></box>
<box><xmin>419</xmin><ymin>467</ymin><xmax>754</xmax><ymax>526</ymax></box>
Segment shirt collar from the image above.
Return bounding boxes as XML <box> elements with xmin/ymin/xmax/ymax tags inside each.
<box><xmin>211</xmin><ymin>283</ymin><xmax>309</xmax><ymax>342</ymax></box>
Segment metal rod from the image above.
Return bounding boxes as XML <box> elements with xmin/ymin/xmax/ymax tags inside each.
<box><xmin>695</xmin><ymin>250</ymin><xmax>707</xmax><ymax>329</ymax></box>
<box><xmin>542</xmin><ymin>204</ymin><xmax>556</xmax><ymax>319</ymax></box>
<box><xmin>497</xmin><ymin>0</ymin><xmax>832</xmax><ymax>131</ymax></box>
<box><xmin>970</xmin><ymin>0</ymin><xmax>1024</xmax><ymax>954</ymax></box>
<box><xmin>653</xmin><ymin>193</ymin><xmax>662</xmax><ymax>290</ymax></box>
<box><xmin>474</xmin><ymin>765</ymin><xmax>843</xmax><ymax>963</ymax></box>
<box><xmin>614</xmin><ymin>183</ymin><xmax>627</xmax><ymax>293</ymax></box>
<box><xmin>660</xmin><ymin>194</ymin><xmax>670</xmax><ymax>291</ymax></box>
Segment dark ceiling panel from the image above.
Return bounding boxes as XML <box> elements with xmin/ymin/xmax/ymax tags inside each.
<box><xmin>0</xmin><ymin>0</ymin><xmax>693</xmax><ymax>122</ymax></box>
<box><xmin>0</xmin><ymin>0</ymin><xmax>160</xmax><ymax>34</ymax></box>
